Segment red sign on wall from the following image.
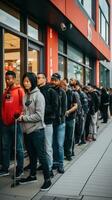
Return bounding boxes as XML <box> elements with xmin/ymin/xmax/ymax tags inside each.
<box><xmin>46</xmin><ymin>26</ymin><xmax>58</xmax><ymax>81</ymax></box>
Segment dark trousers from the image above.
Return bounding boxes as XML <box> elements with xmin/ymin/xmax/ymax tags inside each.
<box><xmin>26</xmin><ymin>129</ymin><xmax>50</xmax><ymax>180</ymax></box>
<box><xmin>64</xmin><ymin>119</ymin><xmax>75</xmax><ymax>157</ymax></box>
<box><xmin>2</xmin><ymin>123</ymin><xmax>24</xmax><ymax>172</ymax></box>
<box><xmin>102</xmin><ymin>105</ymin><xmax>108</xmax><ymax>122</ymax></box>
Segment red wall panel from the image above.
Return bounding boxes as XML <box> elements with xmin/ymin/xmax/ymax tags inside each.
<box><xmin>51</xmin><ymin>0</ymin><xmax>111</xmax><ymax>61</ymax></box>
<box><xmin>50</xmin><ymin>0</ymin><xmax>66</xmax><ymax>14</ymax></box>
<box><xmin>46</xmin><ymin>26</ymin><xmax>58</xmax><ymax>81</ymax></box>
<box><xmin>96</xmin><ymin>60</ymin><xmax>100</xmax><ymax>87</ymax></box>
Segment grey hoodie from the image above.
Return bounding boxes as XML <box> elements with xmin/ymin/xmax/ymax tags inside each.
<box><xmin>22</xmin><ymin>87</ymin><xmax>45</xmax><ymax>134</ymax></box>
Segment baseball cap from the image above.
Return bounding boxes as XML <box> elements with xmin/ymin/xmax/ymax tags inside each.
<box><xmin>51</xmin><ymin>73</ymin><xmax>61</xmax><ymax>80</ymax></box>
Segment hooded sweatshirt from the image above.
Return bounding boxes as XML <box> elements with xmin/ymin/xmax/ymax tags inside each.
<box><xmin>21</xmin><ymin>87</ymin><xmax>45</xmax><ymax>134</ymax></box>
<box><xmin>2</xmin><ymin>85</ymin><xmax>24</xmax><ymax>125</ymax></box>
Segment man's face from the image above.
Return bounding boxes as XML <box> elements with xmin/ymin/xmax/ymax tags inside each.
<box><xmin>5</xmin><ymin>75</ymin><xmax>15</xmax><ymax>88</ymax></box>
<box><xmin>37</xmin><ymin>74</ymin><xmax>46</xmax><ymax>86</ymax></box>
<box><xmin>50</xmin><ymin>79</ymin><xmax>60</xmax><ymax>86</ymax></box>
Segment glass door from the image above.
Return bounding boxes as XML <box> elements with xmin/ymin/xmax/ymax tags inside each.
<box><xmin>4</xmin><ymin>31</ymin><xmax>21</xmax><ymax>88</ymax></box>
<box><xmin>28</xmin><ymin>44</ymin><xmax>41</xmax><ymax>75</ymax></box>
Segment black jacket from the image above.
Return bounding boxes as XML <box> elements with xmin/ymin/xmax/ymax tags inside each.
<box><xmin>53</xmin><ymin>86</ymin><xmax>67</xmax><ymax>125</ymax></box>
<box><xmin>39</xmin><ymin>84</ymin><xmax>58</xmax><ymax>124</ymax></box>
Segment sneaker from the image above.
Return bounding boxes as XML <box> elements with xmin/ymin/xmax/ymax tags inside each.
<box><xmin>12</xmin><ymin>171</ymin><xmax>24</xmax><ymax>179</ymax></box>
<box><xmin>92</xmin><ymin>134</ymin><xmax>97</xmax><ymax>141</ymax></box>
<box><xmin>50</xmin><ymin>170</ymin><xmax>54</xmax><ymax>178</ymax></box>
<box><xmin>0</xmin><ymin>169</ymin><xmax>9</xmax><ymax>177</ymax></box>
<box><xmin>57</xmin><ymin>166</ymin><xmax>64</xmax><ymax>174</ymax></box>
<box><xmin>19</xmin><ymin>175</ymin><xmax>37</xmax><ymax>184</ymax></box>
<box><xmin>52</xmin><ymin>164</ymin><xmax>58</xmax><ymax>170</ymax></box>
<box><xmin>40</xmin><ymin>179</ymin><xmax>51</xmax><ymax>191</ymax></box>
<box><xmin>66</xmin><ymin>156</ymin><xmax>72</xmax><ymax>161</ymax></box>
<box><xmin>24</xmin><ymin>164</ymin><xmax>31</xmax><ymax>171</ymax></box>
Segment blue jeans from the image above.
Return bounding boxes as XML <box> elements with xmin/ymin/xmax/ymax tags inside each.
<box><xmin>2</xmin><ymin>123</ymin><xmax>24</xmax><ymax>172</ymax></box>
<box><xmin>53</xmin><ymin>123</ymin><xmax>65</xmax><ymax>168</ymax></box>
<box><xmin>45</xmin><ymin>124</ymin><xmax>53</xmax><ymax>171</ymax></box>
<box><xmin>26</xmin><ymin>129</ymin><xmax>50</xmax><ymax>180</ymax></box>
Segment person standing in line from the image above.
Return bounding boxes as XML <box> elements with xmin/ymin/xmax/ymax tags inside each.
<box><xmin>51</xmin><ymin>73</ymin><xmax>67</xmax><ymax>174</ymax></box>
<box><xmin>75</xmin><ymin>81</ymin><xmax>89</xmax><ymax>145</ymax></box>
<box><xmin>60</xmin><ymin>80</ymin><xmax>77</xmax><ymax>161</ymax></box>
<box><xmin>37</xmin><ymin>73</ymin><xmax>58</xmax><ymax>177</ymax></box>
<box><xmin>109</xmin><ymin>88</ymin><xmax>112</xmax><ymax>117</ymax></box>
<box><xmin>100</xmin><ymin>87</ymin><xmax>109</xmax><ymax>123</ymax></box>
<box><xmin>0</xmin><ymin>70</ymin><xmax>24</xmax><ymax>178</ymax></box>
<box><xmin>18</xmin><ymin>72</ymin><xmax>51</xmax><ymax>191</ymax></box>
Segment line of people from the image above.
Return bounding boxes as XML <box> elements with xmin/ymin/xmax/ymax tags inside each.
<box><xmin>0</xmin><ymin>70</ymin><xmax>110</xmax><ymax>191</ymax></box>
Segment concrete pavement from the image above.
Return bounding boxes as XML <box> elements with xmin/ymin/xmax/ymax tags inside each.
<box><xmin>0</xmin><ymin>119</ymin><xmax>112</xmax><ymax>200</ymax></box>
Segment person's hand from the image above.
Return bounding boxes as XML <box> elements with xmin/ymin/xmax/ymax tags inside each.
<box><xmin>17</xmin><ymin>115</ymin><xmax>24</xmax><ymax>121</ymax></box>
<box><xmin>65</xmin><ymin>110</ymin><xmax>70</xmax><ymax>117</ymax></box>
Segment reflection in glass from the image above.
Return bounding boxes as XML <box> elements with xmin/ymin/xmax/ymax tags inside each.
<box><xmin>0</xmin><ymin>9</ymin><xmax>20</xmax><ymax>31</ymax></box>
<box><xmin>78</xmin><ymin>0</ymin><xmax>92</xmax><ymax>18</ymax></box>
<box><xmin>58</xmin><ymin>55</ymin><xmax>65</xmax><ymax>79</ymax></box>
<box><xmin>28</xmin><ymin>47</ymin><xmax>40</xmax><ymax>75</ymax></box>
<box><xmin>99</xmin><ymin>0</ymin><xmax>109</xmax><ymax>21</ymax></box>
<box><xmin>99</xmin><ymin>0</ymin><xmax>109</xmax><ymax>45</ymax></box>
<box><xmin>83</xmin><ymin>0</ymin><xmax>92</xmax><ymax>18</ymax></box>
<box><xmin>58</xmin><ymin>39</ymin><xmax>65</xmax><ymax>53</ymax></box>
<box><xmin>101</xmin><ymin>14</ymin><xmax>106</xmax><ymax>40</ymax></box>
<box><xmin>67</xmin><ymin>60</ymin><xmax>83</xmax><ymax>84</ymax></box>
<box><xmin>67</xmin><ymin>45</ymin><xmax>83</xmax><ymax>63</ymax></box>
<box><xmin>28</xmin><ymin>19</ymin><xmax>39</xmax><ymax>41</ymax></box>
<box><xmin>100</xmin><ymin>65</ymin><xmax>109</xmax><ymax>88</ymax></box>
<box><xmin>85</xmin><ymin>68</ymin><xmax>90</xmax><ymax>85</ymax></box>
<box><xmin>4</xmin><ymin>32</ymin><xmax>20</xmax><ymax>88</ymax></box>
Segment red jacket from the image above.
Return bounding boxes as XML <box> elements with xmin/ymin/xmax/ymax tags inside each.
<box><xmin>2</xmin><ymin>85</ymin><xmax>24</xmax><ymax>125</ymax></box>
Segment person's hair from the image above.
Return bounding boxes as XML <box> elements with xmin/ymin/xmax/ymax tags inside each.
<box><xmin>22</xmin><ymin>72</ymin><xmax>37</xmax><ymax>91</ymax></box>
<box><xmin>63</xmin><ymin>77</ymin><xmax>68</xmax><ymax>83</ymax></box>
<box><xmin>5</xmin><ymin>70</ymin><xmax>16</xmax><ymax>78</ymax></box>
<box><xmin>37</xmin><ymin>73</ymin><xmax>46</xmax><ymax>79</ymax></box>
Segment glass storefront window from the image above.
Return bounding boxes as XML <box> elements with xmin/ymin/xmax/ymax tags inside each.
<box><xmin>101</xmin><ymin>14</ymin><xmax>106</xmax><ymax>40</ymax></box>
<box><xmin>67</xmin><ymin>45</ymin><xmax>83</xmax><ymax>63</ymax></box>
<box><xmin>85</xmin><ymin>68</ymin><xmax>90</xmax><ymax>85</ymax></box>
<box><xmin>28</xmin><ymin>19</ymin><xmax>40</xmax><ymax>41</ymax></box>
<box><xmin>83</xmin><ymin>0</ymin><xmax>92</xmax><ymax>18</ymax></box>
<box><xmin>99</xmin><ymin>0</ymin><xmax>110</xmax><ymax>45</ymax></box>
<box><xmin>100</xmin><ymin>65</ymin><xmax>109</xmax><ymax>88</ymax></box>
<box><xmin>99</xmin><ymin>0</ymin><xmax>109</xmax><ymax>21</ymax></box>
<box><xmin>28</xmin><ymin>47</ymin><xmax>40</xmax><ymax>75</ymax></box>
<box><xmin>0</xmin><ymin>3</ymin><xmax>20</xmax><ymax>31</ymax></box>
<box><xmin>67</xmin><ymin>60</ymin><xmax>83</xmax><ymax>83</ymax></box>
<box><xmin>58</xmin><ymin>55</ymin><xmax>65</xmax><ymax>79</ymax></box>
<box><xmin>4</xmin><ymin>32</ymin><xmax>20</xmax><ymax>87</ymax></box>
<box><xmin>78</xmin><ymin>0</ymin><xmax>92</xmax><ymax>19</ymax></box>
<box><xmin>58</xmin><ymin>39</ymin><xmax>65</xmax><ymax>53</ymax></box>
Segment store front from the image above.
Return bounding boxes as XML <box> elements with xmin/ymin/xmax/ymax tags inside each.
<box><xmin>100</xmin><ymin>64</ymin><xmax>110</xmax><ymax>88</ymax></box>
<box><xmin>58</xmin><ymin>39</ymin><xmax>92</xmax><ymax>84</ymax></box>
<box><xmin>0</xmin><ymin>1</ymin><xmax>45</xmax><ymax>111</ymax></box>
